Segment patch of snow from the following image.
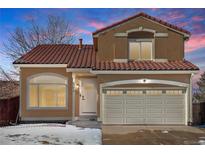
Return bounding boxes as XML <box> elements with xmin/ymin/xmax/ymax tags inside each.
<box><xmin>161</xmin><ymin>130</ymin><xmax>169</xmax><ymax>134</ymax></box>
<box><xmin>198</xmin><ymin>140</ymin><xmax>205</xmax><ymax>145</ymax></box>
<box><xmin>0</xmin><ymin>123</ymin><xmax>101</xmax><ymax>145</ymax></box>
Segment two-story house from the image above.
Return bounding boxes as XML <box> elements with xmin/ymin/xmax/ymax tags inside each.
<box><xmin>13</xmin><ymin>12</ymin><xmax>199</xmax><ymax>125</ymax></box>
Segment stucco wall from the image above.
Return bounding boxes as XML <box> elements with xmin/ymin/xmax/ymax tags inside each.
<box><xmin>20</xmin><ymin>67</ymin><xmax>73</xmax><ymax>120</ymax></box>
<box><xmin>96</xmin><ymin>17</ymin><xmax>185</xmax><ymax>61</ymax></box>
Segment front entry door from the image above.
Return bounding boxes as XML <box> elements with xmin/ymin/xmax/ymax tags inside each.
<box><xmin>80</xmin><ymin>78</ymin><xmax>97</xmax><ymax>115</ymax></box>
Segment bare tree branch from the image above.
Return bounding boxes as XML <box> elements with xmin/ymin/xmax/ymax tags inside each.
<box><xmin>2</xmin><ymin>15</ymin><xmax>76</xmax><ymax>62</ymax></box>
<box><xmin>0</xmin><ymin>66</ymin><xmax>14</xmax><ymax>82</ymax></box>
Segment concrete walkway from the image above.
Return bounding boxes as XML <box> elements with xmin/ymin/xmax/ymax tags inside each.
<box><xmin>102</xmin><ymin>125</ymin><xmax>205</xmax><ymax>145</ymax></box>
<box><xmin>67</xmin><ymin>120</ymin><xmax>101</xmax><ymax>129</ymax></box>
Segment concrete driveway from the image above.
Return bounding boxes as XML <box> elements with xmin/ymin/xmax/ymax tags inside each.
<box><xmin>102</xmin><ymin>125</ymin><xmax>205</xmax><ymax>145</ymax></box>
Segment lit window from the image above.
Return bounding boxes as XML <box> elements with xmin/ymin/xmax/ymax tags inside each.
<box><xmin>28</xmin><ymin>74</ymin><xmax>67</xmax><ymax>108</ymax></box>
<box><xmin>129</xmin><ymin>40</ymin><xmax>152</xmax><ymax>60</ymax></box>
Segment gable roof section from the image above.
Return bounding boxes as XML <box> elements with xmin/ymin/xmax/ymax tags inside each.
<box><xmin>13</xmin><ymin>44</ymin><xmax>96</xmax><ymax>69</ymax></box>
<box><xmin>93</xmin><ymin>12</ymin><xmax>191</xmax><ymax>36</ymax></box>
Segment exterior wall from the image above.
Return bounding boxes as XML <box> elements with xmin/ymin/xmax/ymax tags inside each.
<box><xmin>97</xmin><ymin>17</ymin><xmax>185</xmax><ymax>61</ymax></box>
<box><xmin>96</xmin><ymin>74</ymin><xmax>191</xmax><ymax>117</ymax></box>
<box><xmin>20</xmin><ymin>67</ymin><xmax>73</xmax><ymax>120</ymax></box>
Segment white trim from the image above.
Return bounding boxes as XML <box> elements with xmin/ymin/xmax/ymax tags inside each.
<box><xmin>154</xmin><ymin>33</ymin><xmax>168</xmax><ymax>37</ymax></box>
<box><xmin>104</xmin><ymin>87</ymin><xmax>186</xmax><ymax>90</ymax></box>
<box><xmin>13</xmin><ymin>64</ymin><xmax>67</xmax><ymax>68</ymax></box>
<box><xmin>114</xmin><ymin>33</ymin><xmax>128</xmax><ymax>37</ymax></box>
<box><xmin>21</xmin><ymin>117</ymin><xmax>71</xmax><ymax>121</ymax></box>
<box><xmin>99</xmin><ymin>79</ymin><xmax>190</xmax><ymax>123</ymax></box>
<box><xmin>91</xmin><ymin>70</ymin><xmax>198</xmax><ymax>75</ymax></box>
<box><xmin>100</xmin><ymin>79</ymin><xmax>189</xmax><ymax>88</ymax></box>
<box><xmin>26</xmin><ymin>73</ymin><xmax>69</xmax><ymax>110</ymax></box>
<box><xmin>189</xmin><ymin>73</ymin><xmax>194</xmax><ymax>123</ymax></box>
<box><xmin>93</xmin><ymin>15</ymin><xmax>190</xmax><ymax>38</ymax></box>
<box><xmin>66</xmin><ymin>68</ymin><xmax>90</xmax><ymax>72</ymax></box>
<box><xmin>114</xmin><ymin>28</ymin><xmax>168</xmax><ymax>37</ymax></box>
<box><xmin>72</xmin><ymin>74</ymin><xmax>76</xmax><ymax>120</ymax></box>
<box><xmin>127</xmin><ymin>27</ymin><xmax>156</xmax><ymax>34</ymax></box>
<box><xmin>185</xmin><ymin>87</ymin><xmax>188</xmax><ymax>125</ymax></box>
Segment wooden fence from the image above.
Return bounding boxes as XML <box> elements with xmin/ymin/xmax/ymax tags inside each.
<box><xmin>193</xmin><ymin>102</ymin><xmax>205</xmax><ymax>125</ymax></box>
<box><xmin>0</xmin><ymin>96</ymin><xmax>19</xmax><ymax>125</ymax></box>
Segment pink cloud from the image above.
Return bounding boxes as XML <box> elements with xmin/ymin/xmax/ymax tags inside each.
<box><xmin>150</xmin><ymin>8</ymin><xmax>159</xmax><ymax>11</ymax></box>
<box><xmin>160</xmin><ymin>11</ymin><xmax>186</xmax><ymax>21</ymax></box>
<box><xmin>76</xmin><ymin>28</ymin><xmax>91</xmax><ymax>35</ymax></box>
<box><xmin>192</xmin><ymin>16</ymin><xmax>204</xmax><ymax>22</ymax></box>
<box><xmin>185</xmin><ymin>34</ymin><xmax>205</xmax><ymax>52</ymax></box>
<box><xmin>23</xmin><ymin>15</ymin><xmax>37</xmax><ymax>21</ymax></box>
<box><xmin>88</xmin><ymin>21</ymin><xmax>106</xmax><ymax>29</ymax></box>
<box><xmin>176</xmin><ymin>21</ymin><xmax>189</xmax><ymax>27</ymax></box>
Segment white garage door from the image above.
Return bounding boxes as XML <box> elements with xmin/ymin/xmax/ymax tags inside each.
<box><xmin>103</xmin><ymin>89</ymin><xmax>185</xmax><ymax>125</ymax></box>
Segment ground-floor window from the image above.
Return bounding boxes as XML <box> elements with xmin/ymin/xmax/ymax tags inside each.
<box><xmin>28</xmin><ymin>74</ymin><xmax>67</xmax><ymax>108</ymax></box>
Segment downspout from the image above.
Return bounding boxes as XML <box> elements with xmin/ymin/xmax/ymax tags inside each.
<box><xmin>72</xmin><ymin>74</ymin><xmax>76</xmax><ymax>121</ymax></box>
<box><xmin>189</xmin><ymin>73</ymin><xmax>194</xmax><ymax>125</ymax></box>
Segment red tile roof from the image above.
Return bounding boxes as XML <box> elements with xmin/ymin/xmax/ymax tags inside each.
<box><xmin>93</xmin><ymin>12</ymin><xmax>191</xmax><ymax>36</ymax></box>
<box><xmin>94</xmin><ymin>60</ymin><xmax>199</xmax><ymax>71</ymax></box>
<box><xmin>14</xmin><ymin>44</ymin><xmax>96</xmax><ymax>69</ymax></box>
<box><xmin>14</xmin><ymin>44</ymin><xmax>198</xmax><ymax>71</ymax></box>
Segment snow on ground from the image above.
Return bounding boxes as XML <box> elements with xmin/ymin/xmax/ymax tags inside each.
<box><xmin>161</xmin><ymin>130</ymin><xmax>169</xmax><ymax>134</ymax></box>
<box><xmin>0</xmin><ymin>123</ymin><xmax>101</xmax><ymax>145</ymax></box>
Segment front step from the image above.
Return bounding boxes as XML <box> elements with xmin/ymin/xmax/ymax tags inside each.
<box><xmin>78</xmin><ymin>115</ymin><xmax>97</xmax><ymax>121</ymax></box>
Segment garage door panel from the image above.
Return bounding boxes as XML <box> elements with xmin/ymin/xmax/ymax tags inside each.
<box><xmin>103</xmin><ymin>88</ymin><xmax>186</xmax><ymax>125</ymax></box>
<box><xmin>165</xmin><ymin>118</ymin><xmax>184</xmax><ymax>124</ymax></box>
<box><xmin>104</xmin><ymin>118</ymin><xmax>124</xmax><ymax>124</ymax></box>
<box><xmin>145</xmin><ymin>118</ymin><xmax>164</xmax><ymax>124</ymax></box>
<box><xmin>125</xmin><ymin>118</ymin><xmax>144</xmax><ymax>124</ymax></box>
<box><xmin>125</xmin><ymin>110</ymin><xmax>144</xmax><ymax>117</ymax></box>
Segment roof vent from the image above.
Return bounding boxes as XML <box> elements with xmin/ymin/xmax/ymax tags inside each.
<box><xmin>79</xmin><ymin>38</ymin><xmax>83</xmax><ymax>49</ymax></box>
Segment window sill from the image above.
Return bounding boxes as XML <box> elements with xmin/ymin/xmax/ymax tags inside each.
<box><xmin>27</xmin><ymin>107</ymin><xmax>68</xmax><ymax>110</ymax></box>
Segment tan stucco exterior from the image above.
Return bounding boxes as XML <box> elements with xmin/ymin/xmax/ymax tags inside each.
<box><xmin>20</xmin><ymin>67</ymin><xmax>73</xmax><ymax>120</ymax></box>
<box><xmin>96</xmin><ymin>17</ymin><xmax>185</xmax><ymax>61</ymax></box>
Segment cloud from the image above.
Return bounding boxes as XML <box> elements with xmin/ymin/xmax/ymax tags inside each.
<box><xmin>76</xmin><ymin>28</ymin><xmax>91</xmax><ymax>35</ymax></box>
<box><xmin>185</xmin><ymin>34</ymin><xmax>205</xmax><ymax>52</ymax></box>
<box><xmin>192</xmin><ymin>16</ymin><xmax>204</xmax><ymax>21</ymax></box>
<box><xmin>88</xmin><ymin>21</ymin><xmax>106</xmax><ymax>29</ymax></box>
<box><xmin>160</xmin><ymin>11</ymin><xmax>186</xmax><ymax>21</ymax></box>
<box><xmin>22</xmin><ymin>15</ymin><xmax>37</xmax><ymax>21</ymax></box>
<box><xmin>176</xmin><ymin>21</ymin><xmax>189</xmax><ymax>27</ymax></box>
<box><xmin>150</xmin><ymin>8</ymin><xmax>160</xmax><ymax>11</ymax></box>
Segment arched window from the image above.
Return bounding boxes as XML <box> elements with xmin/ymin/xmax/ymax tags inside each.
<box><xmin>28</xmin><ymin>74</ymin><xmax>67</xmax><ymax>108</ymax></box>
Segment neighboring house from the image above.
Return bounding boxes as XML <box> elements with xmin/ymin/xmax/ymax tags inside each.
<box><xmin>0</xmin><ymin>81</ymin><xmax>19</xmax><ymax>99</ymax></box>
<box><xmin>13</xmin><ymin>12</ymin><xmax>199</xmax><ymax>125</ymax></box>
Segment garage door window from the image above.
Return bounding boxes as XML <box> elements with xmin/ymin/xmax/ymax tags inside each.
<box><xmin>166</xmin><ymin>90</ymin><xmax>183</xmax><ymax>95</ymax></box>
<box><xmin>126</xmin><ymin>90</ymin><xmax>143</xmax><ymax>95</ymax></box>
<box><xmin>146</xmin><ymin>90</ymin><xmax>162</xmax><ymax>95</ymax></box>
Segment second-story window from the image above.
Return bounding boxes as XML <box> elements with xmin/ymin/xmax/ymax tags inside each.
<box><xmin>129</xmin><ymin>39</ymin><xmax>153</xmax><ymax>60</ymax></box>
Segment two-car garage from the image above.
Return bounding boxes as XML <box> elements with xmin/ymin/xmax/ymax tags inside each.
<box><xmin>103</xmin><ymin>88</ymin><xmax>186</xmax><ymax>125</ymax></box>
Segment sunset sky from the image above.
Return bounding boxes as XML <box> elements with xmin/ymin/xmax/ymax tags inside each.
<box><xmin>0</xmin><ymin>8</ymin><xmax>204</xmax><ymax>87</ymax></box>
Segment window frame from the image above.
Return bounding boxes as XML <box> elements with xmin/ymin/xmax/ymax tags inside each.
<box><xmin>26</xmin><ymin>73</ymin><xmax>68</xmax><ymax>110</ymax></box>
<box><xmin>128</xmin><ymin>38</ymin><xmax>154</xmax><ymax>61</ymax></box>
